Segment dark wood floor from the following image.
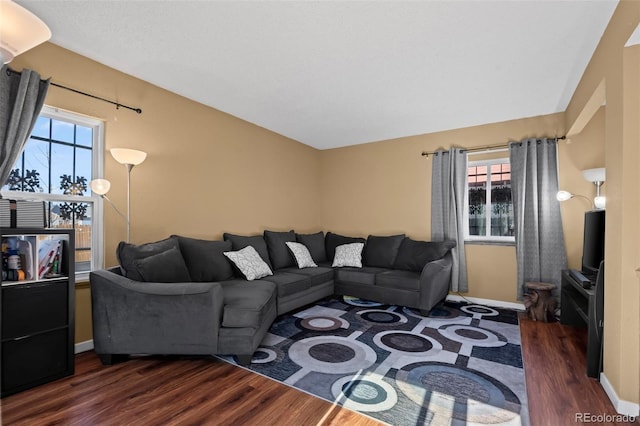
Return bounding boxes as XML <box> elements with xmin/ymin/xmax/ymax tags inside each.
<box><xmin>2</xmin><ymin>317</ymin><xmax>635</xmax><ymax>426</ymax></box>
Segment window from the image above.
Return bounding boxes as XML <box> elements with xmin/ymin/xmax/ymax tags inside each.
<box><xmin>1</xmin><ymin>106</ymin><xmax>104</xmax><ymax>277</ymax></box>
<box><xmin>466</xmin><ymin>157</ymin><xmax>514</xmax><ymax>241</ymax></box>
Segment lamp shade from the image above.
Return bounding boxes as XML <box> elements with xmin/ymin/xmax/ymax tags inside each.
<box><xmin>0</xmin><ymin>1</ymin><xmax>51</xmax><ymax>64</ymax></box>
<box><xmin>110</xmin><ymin>148</ymin><xmax>147</xmax><ymax>166</ymax></box>
<box><xmin>89</xmin><ymin>178</ymin><xmax>111</xmax><ymax>195</ymax></box>
<box><xmin>582</xmin><ymin>168</ymin><xmax>605</xmax><ymax>183</ymax></box>
<box><xmin>556</xmin><ymin>190</ymin><xmax>572</xmax><ymax>202</ymax></box>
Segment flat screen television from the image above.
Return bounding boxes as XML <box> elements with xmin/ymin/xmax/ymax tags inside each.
<box><xmin>582</xmin><ymin>210</ymin><xmax>605</xmax><ymax>276</ymax></box>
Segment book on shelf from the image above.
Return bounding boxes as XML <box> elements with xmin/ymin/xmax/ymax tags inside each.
<box><xmin>38</xmin><ymin>238</ymin><xmax>64</xmax><ymax>279</ymax></box>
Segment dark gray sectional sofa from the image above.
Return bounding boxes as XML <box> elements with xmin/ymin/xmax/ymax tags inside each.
<box><xmin>90</xmin><ymin>230</ymin><xmax>455</xmax><ymax>365</ymax></box>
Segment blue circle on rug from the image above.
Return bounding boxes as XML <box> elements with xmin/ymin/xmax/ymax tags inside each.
<box><xmin>309</xmin><ymin>343</ymin><xmax>356</xmax><ymax>363</ymax></box>
<box><xmin>396</xmin><ymin>362</ymin><xmax>521</xmax><ymax>422</ymax></box>
<box><xmin>332</xmin><ymin>374</ymin><xmax>398</xmax><ymax>412</ymax></box>
<box><xmin>342</xmin><ymin>379</ymin><xmax>388</xmax><ymax>404</ymax></box>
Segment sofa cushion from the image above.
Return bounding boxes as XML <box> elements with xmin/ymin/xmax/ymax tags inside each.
<box><xmin>263</xmin><ymin>230</ymin><xmax>296</xmax><ymax>270</ymax></box>
<box><xmin>173</xmin><ymin>235</ymin><xmax>234</xmax><ymax>282</ymax></box>
<box><xmin>117</xmin><ymin>236</ymin><xmax>181</xmax><ymax>281</ymax></box>
<box><xmin>364</xmin><ymin>234</ymin><xmax>405</xmax><ymax>268</ymax></box>
<box><xmin>376</xmin><ymin>270</ymin><xmax>421</xmax><ymax>292</ymax></box>
<box><xmin>134</xmin><ymin>246</ymin><xmax>192</xmax><ymax>283</ymax></box>
<box><xmin>335</xmin><ymin>266</ymin><xmax>390</xmax><ymax>286</ymax></box>
<box><xmin>332</xmin><ymin>243</ymin><xmax>365</xmax><ymax>268</ymax></box>
<box><xmin>223</xmin><ymin>246</ymin><xmax>273</xmax><ymax>281</ymax></box>
<box><xmin>296</xmin><ymin>231</ymin><xmax>327</xmax><ymax>263</ymax></box>
<box><xmin>393</xmin><ymin>239</ymin><xmax>456</xmax><ymax>272</ymax></box>
<box><xmin>285</xmin><ymin>242</ymin><xmax>318</xmax><ymax>269</ymax></box>
<box><xmin>279</xmin><ymin>266</ymin><xmax>334</xmax><ymax>287</ymax></box>
<box><xmin>223</xmin><ymin>233</ymin><xmax>273</xmax><ymax>269</ymax></box>
<box><xmin>220</xmin><ymin>280</ymin><xmax>276</xmax><ymax>328</ymax></box>
<box><xmin>325</xmin><ymin>232</ymin><xmax>366</xmax><ymax>262</ymax></box>
<box><xmin>259</xmin><ymin>272</ymin><xmax>313</xmax><ymax>298</ymax></box>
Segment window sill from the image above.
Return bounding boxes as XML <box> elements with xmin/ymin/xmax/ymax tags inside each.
<box><xmin>76</xmin><ymin>271</ymin><xmax>90</xmax><ymax>284</ymax></box>
<box><xmin>464</xmin><ymin>239</ymin><xmax>515</xmax><ymax>247</ymax></box>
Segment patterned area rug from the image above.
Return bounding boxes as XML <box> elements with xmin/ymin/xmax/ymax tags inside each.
<box><xmin>221</xmin><ymin>297</ymin><xmax>529</xmax><ymax>426</ymax></box>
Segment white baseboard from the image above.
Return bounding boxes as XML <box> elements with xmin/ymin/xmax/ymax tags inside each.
<box><xmin>600</xmin><ymin>373</ymin><xmax>640</xmax><ymax>417</ymax></box>
<box><xmin>446</xmin><ymin>294</ymin><xmax>525</xmax><ymax>311</ymax></box>
<box><xmin>75</xmin><ymin>339</ymin><xmax>94</xmax><ymax>354</ymax></box>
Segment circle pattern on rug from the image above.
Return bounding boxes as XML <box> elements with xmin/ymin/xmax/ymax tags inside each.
<box><xmin>373</xmin><ymin>330</ymin><xmax>442</xmax><ymax>356</ymax></box>
<box><xmin>358</xmin><ymin>309</ymin><xmax>407</xmax><ymax>325</ymax></box>
<box><xmin>438</xmin><ymin>324</ymin><xmax>505</xmax><ymax>348</ymax></box>
<box><xmin>343</xmin><ymin>296</ymin><xmax>384</xmax><ymax>307</ymax></box>
<box><xmin>309</xmin><ymin>343</ymin><xmax>355</xmax><ymax>363</ymax></box>
<box><xmin>300</xmin><ymin>316</ymin><xmax>344</xmax><ymax>331</ymax></box>
<box><xmin>250</xmin><ymin>348</ymin><xmax>278</xmax><ymax>364</ymax></box>
<box><xmin>332</xmin><ymin>374</ymin><xmax>398</xmax><ymax>412</ymax></box>
<box><xmin>289</xmin><ymin>335</ymin><xmax>377</xmax><ymax>374</ymax></box>
<box><xmin>460</xmin><ymin>304</ymin><xmax>499</xmax><ymax>317</ymax></box>
<box><xmin>396</xmin><ymin>362</ymin><xmax>521</xmax><ymax>423</ymax></box>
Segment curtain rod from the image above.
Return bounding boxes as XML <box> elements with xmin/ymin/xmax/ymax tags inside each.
<box><xmin>421</xmin><ymin>135</ymin><xmax>566</xmax><ymax>158</ymax></box>
<box><xmin>5</xmin><ymin>68</ymin><xmax>142</xmax><ymax>114</ymax></box>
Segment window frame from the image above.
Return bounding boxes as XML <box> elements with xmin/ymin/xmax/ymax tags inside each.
<box><xmin>1</xmin><ymin>106</ymin><xmax>105</xmax><ymax>281</ymax></box>
<box><xmin>465</xmin><ymin>155</ymin><xmax>515</xmax><ymax>244</ymax></box>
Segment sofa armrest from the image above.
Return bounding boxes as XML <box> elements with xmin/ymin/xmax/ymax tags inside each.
<box><xmin>90</xmin><ymin>269</ymin><xmax>224</xmax><ymax>356</ymax></box>
<box><xmin>418</xmin><ymin>253</ymin><xmax>453</xmax><ymax>312</ymax></box>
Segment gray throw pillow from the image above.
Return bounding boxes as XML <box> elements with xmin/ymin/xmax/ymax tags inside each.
<box><xmin>296</xmin><ymin>231</ymin><xmax>327</xmax><ymax>263</ymax></box>
<box><xmin>364</xmin><ymin>234</ymin><xmax>405</xmax><ymax>268</ymax></box>
<box><xmin>173</xmin><ymin>235</ymin><xmax>233</xmax><ymax>282</ymax></box>
<box><xmin>263</xmin><ymin>230</ymin><xmax>296</xmax><ymax>270</ymax></box>
<box><xmin>223</xmin><ymin>246</ymin><xmax>273</xmax><ymax>281</ymax></box>
<box><xmin>393</xmin><ymin>238</ymin><xmax>456</xmax><ymax>272</ymax></box>
<box><xmin>332</xmin><ymin>243</ymin><xmax>364</xmax><ymax>268</ymax></box>
<box><xmin>135</xmin><ymin>246</ymin><xmax>192</xmax><ymax>283</ymax></box>
<box><xmin>223</xmin><ymin>233</ymin><xmax>273</xmax><ymax>269</ymax></box>
<box><xmin>325</xmin><ymin>232</ymin><xmax>366</xmax><ymax>262</ymax></box>
<box><xmin>117</xmin><ymin>236</ymin><xmax>182</xmax><ymax>281</ymax></box>
<box><xmin>285</xmin><ymin>242</ymin><xmax>318</xmax><ymax>268</ymax></box>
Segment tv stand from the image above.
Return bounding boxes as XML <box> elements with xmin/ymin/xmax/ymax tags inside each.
<box><xmin>560</xmin><ymin>269</ymin><xmax>602</xmax><ymax>378</ymax></box>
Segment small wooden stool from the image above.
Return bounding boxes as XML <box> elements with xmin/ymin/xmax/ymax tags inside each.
<box><xmin>523</xmin><ymin>281</ymin><xmax>557</xmax><ymax>322</ymax></box>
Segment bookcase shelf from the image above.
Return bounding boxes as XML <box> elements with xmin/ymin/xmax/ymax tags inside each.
<box><xmin>0</xmin><ymin>228</ymin><xmax>75</xmax><ymax>398</ymax></box>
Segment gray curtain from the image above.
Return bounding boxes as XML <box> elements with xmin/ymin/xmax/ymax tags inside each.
<box><xmin>431</xmin><ymin>147</ymin><xmax>468</xmax><ymax>292</ymax></box>
<box><xmin>0</xmin><ymin>66</ymin><xmax>50</xmax><ymax>185</ymax></box>
<box><xmin>510</xmin><ymin>138</ymin><xmax>567</xmax><ymax>300</ymax></box>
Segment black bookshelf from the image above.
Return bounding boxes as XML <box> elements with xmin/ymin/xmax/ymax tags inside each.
<box><xmin>0</xmin><ymin>228</ymin><xmax>75</xmax><ymax>397</ymax></box>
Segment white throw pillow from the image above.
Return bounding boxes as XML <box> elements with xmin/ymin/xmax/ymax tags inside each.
<box><xmin>223</xmin><ymin>245</ymin><xmax>273</xmax><ymax>280</ymax></box>
<box><xmin>285</xmin><ymin>242</ymin><xmax>318</xmax><ymax>269</ymax></box>
<box><xmin>332</xmin><ymin>242</ymin><xmax>364</xmax><ymax>268</ymax></box>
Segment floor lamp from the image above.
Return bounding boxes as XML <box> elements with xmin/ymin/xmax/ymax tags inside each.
<box><xmin>89</xmin><ymin>148</ymin><xmax>147</xmax><ymax>242</ymax></box>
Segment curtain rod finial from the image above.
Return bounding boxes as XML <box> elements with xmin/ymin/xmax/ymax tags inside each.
<box><xmin>421</xmin><ymin>152</ymin><xmax>429</xmax><ymax>158</ymax></box>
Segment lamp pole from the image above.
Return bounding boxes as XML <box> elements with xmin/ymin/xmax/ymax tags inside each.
<box><xmin>125</xmin><ymin>163</ymin><xmax>133</xmax><ymax>242</ymax></box>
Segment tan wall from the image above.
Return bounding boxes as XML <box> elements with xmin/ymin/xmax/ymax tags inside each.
<box><xmin>565</xmin><ymin>0</ymin><xmax>640</xmax><ymax>407</ymax></box>
<box><xmin>558</xmin><ymin>107</ymin><xmax>606</xmax><ymax>270</ymax></box>
<box><xmin>319</xmin><ymin>113</ymin><xmax>566</xmax><ymax>303</ymax></box>
<box><xmin>12</xmin><ymin>43</ymin><xmax>323</xmax><ymax>343</ymax></box>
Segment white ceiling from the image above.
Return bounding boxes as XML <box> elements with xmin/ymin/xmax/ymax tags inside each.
<box><xmin>16</xmin><ymin>0</ymin><xmax>618</xmax><ymax>150</ymax></box>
